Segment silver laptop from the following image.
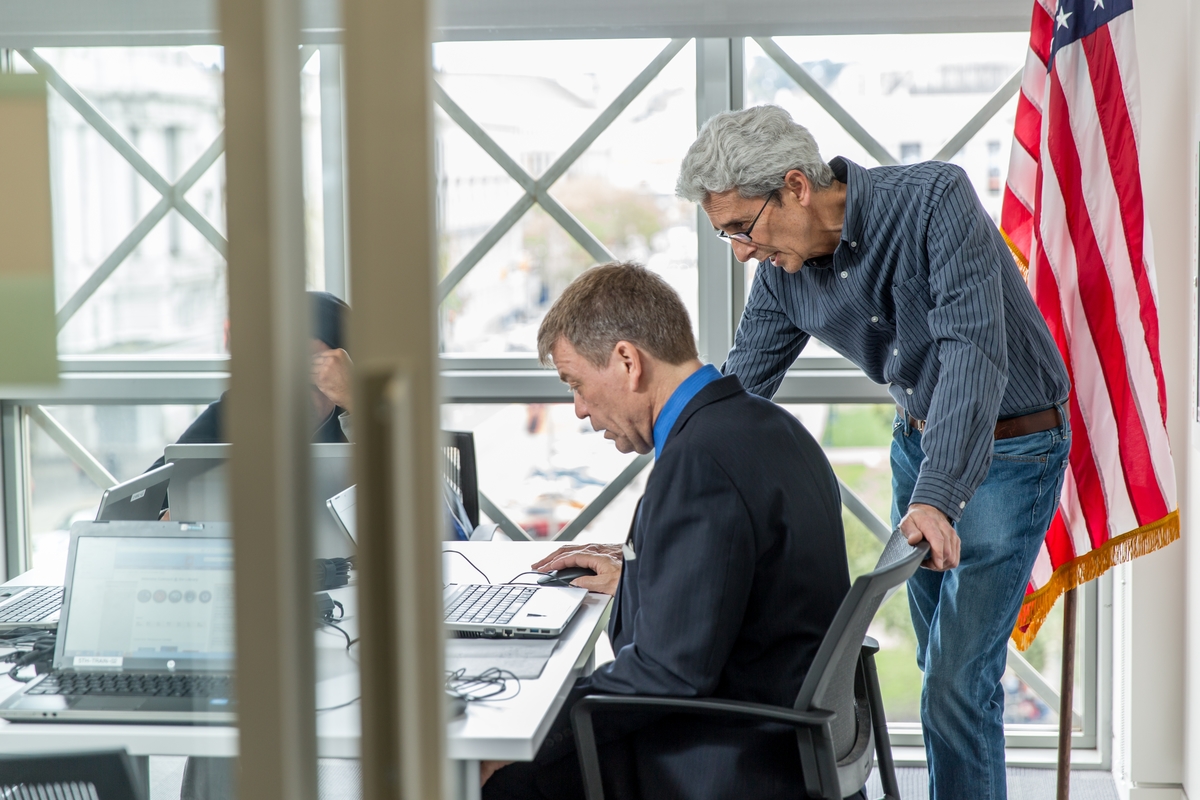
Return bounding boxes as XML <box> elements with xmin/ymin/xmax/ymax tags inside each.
<box><xmin>0</xmin><ymin>520</ymin><xmax>236</xmax><ymax>724</ymax></box>
<box><xmin>443</xmin><ymin>583</ymin><xmax>586</xmax><ymax>638</ymax></box>
<box><xmin>96</xmin><ymin>464</ymin><xmax>174</xmax><ymax>522</ymax></box>
<box><xmin>165</xmin><ymin>442</ymin><xmax>355</xmax><ymax>558</ymax></box>
<box><xmin>0</xmin><ymin>584</ymin><xmax>62</xmax><ymax>631</ymax></box>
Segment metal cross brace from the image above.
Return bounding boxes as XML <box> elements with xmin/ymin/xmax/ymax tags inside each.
<box><xmin>755</xmin><ymin>37</ymin><xmax>1022</xmax><ymax>168</ymax></box>
<box><xmin>17</xmin><ymin>48</ymin><xmax>229</xmax><ymax>332</ymax></box>
<box><xmin>434</xmin><ymin>38</ymin><xmax>690</xmax><ymax>303</ymax></box>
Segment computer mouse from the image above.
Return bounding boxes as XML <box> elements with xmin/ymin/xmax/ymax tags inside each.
<box><xmin>536</xmin><ymin>566</ymin><xmax>597</xmax><ymax>586</ymax></box>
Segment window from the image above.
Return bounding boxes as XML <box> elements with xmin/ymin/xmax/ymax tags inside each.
<box><xmin>0</xmin><ymin>28</ymin><xmax>1104</xmax><ymax>762</ymax></box>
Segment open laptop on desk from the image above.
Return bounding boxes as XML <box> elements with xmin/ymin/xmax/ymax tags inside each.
<box><xmin>0</xmin><ymin>520</ymin><xmax>236</xmax><ymax>724</ymax></box>
<box><xmin>0</xmin><ymin>467</ymin><xmax>178</xmax><ymax>632</ymax></box>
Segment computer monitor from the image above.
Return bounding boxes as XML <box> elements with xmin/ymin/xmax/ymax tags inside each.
<box><xmin>163</xmin><ymin>443</ymin><xmax>355</xmax><ymax>559</ymax></box>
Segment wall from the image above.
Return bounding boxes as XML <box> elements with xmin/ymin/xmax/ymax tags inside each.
<box><xmin>1114</xmin><ymin>0</ymin><xmax>1190</xmax><ymax>798</ymax></box>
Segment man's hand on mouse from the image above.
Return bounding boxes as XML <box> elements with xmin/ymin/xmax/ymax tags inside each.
<box><xmin>532</xmin><ymin>544</ymin><xmax>623</xmax><ymax>596</ymax></box>
<box><xmin>899</xmin><ymin>503</ymin><xmax>961</xmax><ymax>571</ymax></box>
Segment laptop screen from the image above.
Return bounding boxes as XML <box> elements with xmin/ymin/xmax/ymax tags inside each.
<box><xmin>60</xmin><ymin>535</ymin><xmax>235</xmax><ymax>671</ymax></box>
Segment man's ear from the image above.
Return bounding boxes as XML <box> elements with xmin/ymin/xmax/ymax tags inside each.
<box><xmin>612</xmin><ymin>341</ymin><xmax>644</xmax><ymax>388</ymax></box>
<box><xmin>783</xmin><ymin>169</ymin><xmax>812</xmax><ymax>206</ymax></box>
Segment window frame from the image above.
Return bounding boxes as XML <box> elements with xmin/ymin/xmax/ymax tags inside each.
<box><xmin>0</xmin><ymin>15</ymin><xmax>1110</xmax><ymax>767</ymax></box>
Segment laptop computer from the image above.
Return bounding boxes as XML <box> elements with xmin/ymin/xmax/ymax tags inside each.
<box><xmin>443</xmin><ymin>582</ymin><xmax>586</xmax><ymax>639</ymax></box>
<box><xmin>0</xmin><ymin>520</ymin><xmax>236</xmax><ymax>724</ymax></box>
<box><xmin>326</xmin><ymin>484</ymin><xmax>356</xmax><ymax>544</ymax></box>
<box><xmin>96</xmin><ymin>464</ymin><xmax>174</xmax><ymax>522</ymax></box>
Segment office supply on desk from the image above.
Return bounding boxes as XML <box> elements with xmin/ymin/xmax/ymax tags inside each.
<box><xmin>166</xmin><ymin>442</ymin><xmax>355</xmax><ymax>558</ymax></box>
<box><xmin>444</xmin><ymin>583</ymin><xmax>585</xmax><ymax>639</ymax></box>
<box><xmin>96</xmin><ymin>464</ymin><xmax>174</xmax><ymax>522</ymax></box>
<box><xmin>537</xmin><ymin>566</ymin><xmax>597</xmax><ymax>587</ymax></box>
<box><xmin>445</xmin><ymin>638</ymin><xmax>557</xmax><ymax>679</ymax></box>
<box><xmin>0</xmin><ymin>750</ymin><xmax>146</xmax><ymax>800</ymax></box>
<box><xmin>0</xmin><ymin>520</ymin><xmax>237</xmax><ymax>725</ymax></box>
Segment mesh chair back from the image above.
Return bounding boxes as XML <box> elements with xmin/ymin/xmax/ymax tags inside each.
<box><xmin>793</xmin><ymin>530</ymin><xmax>929</xmax><ymax>760</ymax></box>
<box><xmin>442</xmin><ymin>430</ymin><xmax>480</xmax><ymax>529</ymax></box>
<box><xmin>0</xmin><ymin>750</ymin><xmax>145</xmax><ymax>800</ymax></box>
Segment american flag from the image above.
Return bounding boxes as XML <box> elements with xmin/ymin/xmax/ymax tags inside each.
<box><xmin>1001</xmin><ymin>0</ymin><xmax>1178</xmax><ymax>649</ymax></box>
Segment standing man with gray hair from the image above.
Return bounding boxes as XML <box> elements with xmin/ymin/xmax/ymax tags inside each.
<box><xmin>676</xmin><ymin>105</ymin><xmax>1071</xmax><ymax>799</ymax></box>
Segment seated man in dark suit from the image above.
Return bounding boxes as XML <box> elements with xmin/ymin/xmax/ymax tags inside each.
<box><xmin>482</xmin><ymin>262</ymin><xmax>856</xmax><ymax>800</ymax></box>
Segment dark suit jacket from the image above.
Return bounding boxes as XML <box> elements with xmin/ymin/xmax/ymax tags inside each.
<box><xmin>523</xmin><ymin>375</ymin><xmax>850</xmax><ymax>800</ymax></box>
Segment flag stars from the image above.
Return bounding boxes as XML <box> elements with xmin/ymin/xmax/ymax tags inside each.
<box><xmin>1093</xmin><ymin>0</ymin><xmax>1104</xmax><ymax>7</ymax></box>
<box><xmin>1056</xmin><ymin>4</ymin><xmax>1073</xmax><ymax>28</ymax></box>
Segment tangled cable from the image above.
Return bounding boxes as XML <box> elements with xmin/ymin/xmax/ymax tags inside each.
<box><xmin>445</xmin><ymin>667</ymin><xmax>521</xmax><ymax>702</ymax></box>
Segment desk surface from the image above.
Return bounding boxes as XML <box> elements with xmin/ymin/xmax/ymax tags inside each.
<box><xmin>0</xmin><ymin>541</ymin><xmax>611</xmax><ymax>761</ymax></box>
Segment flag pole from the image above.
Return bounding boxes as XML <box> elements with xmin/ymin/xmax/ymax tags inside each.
<box><xmin>1056</xmin><ymin>587</ymin><xmax>1077</xmax><ymax>800</ymax></box>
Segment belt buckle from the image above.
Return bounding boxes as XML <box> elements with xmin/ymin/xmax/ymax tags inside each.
<box><xmin>914</xmin><ymin>419</ymin><xmax>926</xmax><ymax>433</ymax></box>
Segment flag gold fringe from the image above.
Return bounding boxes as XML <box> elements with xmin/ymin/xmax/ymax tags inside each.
<box><xmin>1010</xmin><ymin>509</ymin><xmax>1180</xmax><ymax>650</ymax></box>
<box><xmin>999</xmin><ymin>226</ymin><xmax>1030</xmax><ymax>279</ymax></box>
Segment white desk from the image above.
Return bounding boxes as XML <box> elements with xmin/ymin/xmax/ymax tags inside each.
<box><xmin>0</xmin><ymin>542</ymin><xmax>611</xmax><ymax>777</ymax></box>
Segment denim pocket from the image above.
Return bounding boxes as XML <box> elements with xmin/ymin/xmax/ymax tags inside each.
<box><xmin>991</xmin><ymin>429</ymin><xmax>1056</xmax><ymax>463</ymax></box>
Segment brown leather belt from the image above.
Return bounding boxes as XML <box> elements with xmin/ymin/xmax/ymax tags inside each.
<box><xmin>899</xmin><ymin>405</ymin><xmax>1066</xmax><ymax>440</ymax></box>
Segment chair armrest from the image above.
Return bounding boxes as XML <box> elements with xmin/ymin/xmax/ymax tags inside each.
<box><xmin>570</xmin><ymin>696</ymin><xmax>839</xmax><ymax>800</ymax></box>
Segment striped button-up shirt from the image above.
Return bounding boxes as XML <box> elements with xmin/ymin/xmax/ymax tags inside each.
<box><xmin>723</xmin><ymin>157</ymin><xmax>1070</xmax><ymax>521</ymax></box>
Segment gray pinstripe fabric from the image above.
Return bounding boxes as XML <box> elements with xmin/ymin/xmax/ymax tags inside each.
<box><xmin>723</xmin><ymin>157</ymin><xmax>1070</xmax><ymax>521</ymax></box>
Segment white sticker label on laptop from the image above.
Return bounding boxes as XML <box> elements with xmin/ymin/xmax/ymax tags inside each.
<box><xmin>130</xmin><ymin>489</ymin><xmax>146</xmax><ymax>501</ymax></box>
<box><xmin>74</xmin><ymin>656</ymin><xmax>123</xmax><ymax>668</ymax></box>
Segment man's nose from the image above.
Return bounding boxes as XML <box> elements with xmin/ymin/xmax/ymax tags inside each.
<box><xmin>573</xmin><ymin>395</ymin><xmax>588</xmax><ymax>420</ymax></box>
<box><xmin>730</xmin><ymin>240</ymin><xmax>756</xmax><ymax>263</ymax></box>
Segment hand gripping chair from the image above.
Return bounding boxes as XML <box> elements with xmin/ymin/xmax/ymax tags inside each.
<box><xmin>570</xmin><ymin>530</ymin><xmax>929</xmax><ymax>800</ymax></box>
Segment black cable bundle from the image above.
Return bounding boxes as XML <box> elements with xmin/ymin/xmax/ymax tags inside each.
<box><xmin>314</xmin><ymin>557</ymin><xmax>353</xmax><ymax>591</ymax></box>
<box><xmin>0</xmin><ymin>628</ymin><xmax>57</xmax><ymax>682</ymax></box>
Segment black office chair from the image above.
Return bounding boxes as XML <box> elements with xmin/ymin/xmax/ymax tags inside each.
<box><xmin>443</xmin><ymin>430</ymin><xmax>480</xmax><ymax>529</ymax></box>
<box><xmin>571</xmin><ymin>530</ymin><xmax>929</xmax><ymax>800</ymax></box>
<box><xmin>0</xmin><ymin>750</ymin><xmax>146</xmax><ymax>800</ymax></box>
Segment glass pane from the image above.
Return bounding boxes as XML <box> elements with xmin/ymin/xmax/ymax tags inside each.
<box><xmin>782</xmin><ymin>402</ymin><xmax>1079</xmax><ymax>732</ymax></box>
<box><xmin>27</xmin><ymin>404</ymin><xmax>211</xmax><ymax>572</ymax></box>
<box><xmin>748</xmin><ymin>34</ymin><xmax>1023</xmax><ymax>224</ymax></box>
<box><xmin>443</xmin><ymin>403</ymin><xmax>650</xmax><ymax>542</ymax></box>
<box><xmin>434</xmin><ymin>39</ymin><xmax>697</xmax><ymax>355</ymax></box>
<box><xmin>20</xmin><ymin>47</ymin><xmax>228</xmax><ymax>356</ymax></box>
<box><xmin>743</xmin><ymin>33</ymin><xmax>1026</xmax><ymax>360</ymax></box>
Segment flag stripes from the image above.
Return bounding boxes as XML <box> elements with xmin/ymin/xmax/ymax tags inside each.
<box><xmin>1003</xmin><ymin>0</ymin><xmax>1178</xmax><ymax>648</ymax></box>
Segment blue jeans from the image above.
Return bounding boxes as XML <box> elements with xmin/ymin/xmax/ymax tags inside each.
<box><xmin>891</xmin><ymin>409</ymin><xmax>1069</xmax><ymax>800</ymax></box>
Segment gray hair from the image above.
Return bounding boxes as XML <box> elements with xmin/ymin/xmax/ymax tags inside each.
<box><xmin>675</xmin><ymin>105</ymin><xmax>835</xmax><ymax>202</ymax></box>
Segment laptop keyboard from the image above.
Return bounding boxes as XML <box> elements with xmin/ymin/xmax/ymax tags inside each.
<box><xmin>28</xmin><ymin>672</ymin><xmax>233</xmax><ymax>699</ymax></box>
<box><xmin>0</xmin><ymin>587</ymin><xmax>62</xmax><ymax>623</ymax></box>
<box><xmin>445</xmin><ymin>585</ymin><xmax>537</xmax><ymax>626</ymax></box>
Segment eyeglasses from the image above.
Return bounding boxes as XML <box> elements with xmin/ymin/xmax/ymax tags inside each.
<box><xmin>716</xmin><ymin>192</ymin><xmax>775</xmax><ymax>245</ymax></box>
